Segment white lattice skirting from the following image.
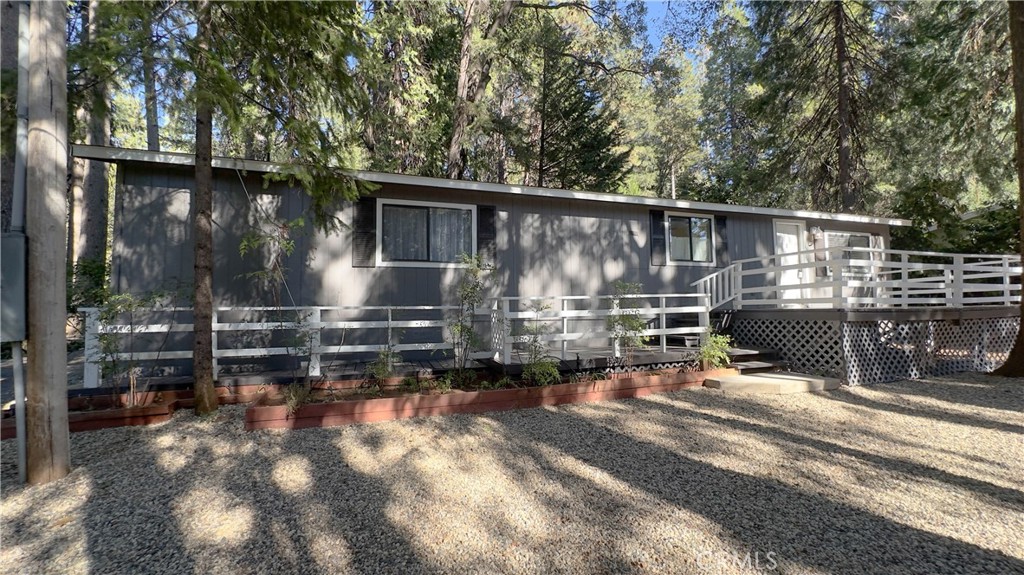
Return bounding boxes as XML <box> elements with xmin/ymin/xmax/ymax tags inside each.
<box><xmin>732</xmin><ymin>315</ymin><xmax>1020</xmax><ymax>386</ymax></box>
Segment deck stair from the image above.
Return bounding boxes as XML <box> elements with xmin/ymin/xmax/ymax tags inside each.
<box><xmin>704</xmin><ymin>372</ymin><xmax>841</xmax><ymax>394</ymax></box>
<box><xmin>726</xmin><ymin>347</ymin><xmax>786</xmax><ymax>375</ymax></box>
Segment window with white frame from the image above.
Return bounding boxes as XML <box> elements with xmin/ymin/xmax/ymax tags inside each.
<box><xmin>379</xmin><ymin>200</ymin><xmax>475</xmax><ymax>264</ymax></box>
<box><xmin>667</xmin><ymin>213</ymin><xmax>714</xmax><ymax>263</ymax></box>
<box><xmin>825</xmin><ymin>231</ymin><xmax>873</xmax><ymax>275</ymax></box>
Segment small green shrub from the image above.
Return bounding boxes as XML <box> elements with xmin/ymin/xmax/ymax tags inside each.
<box><xmin>569</xmin><ymin>371</ymin><xmax>597</xmax><ymax>384</ymax></box>
<box><xmin>699</xmin><ymin>332</ymin><xmax>733</xmax><ymax>369</ymax></box>
<box><xmin>283</xmin><ymin>381</ymin><xmax>310</xmax><ymax>415</ymax></box>
<box><xmin>606</xmin><ymin>281</ymin><xmax>649</xmax><ymax>370</ymax></box>
<box><xmin>367</xmin><ymin>346</ymin><xmax>400</xmax><ymax>382</ymax></box>
<box><xmin>400</xmin><ymin>376</ymin><xmax>420</xmax><ymax>393</ymax></box>
<box><xmin>434</xmin><ymin>373</ymin><xmax>453</xmax><ymax>393</ymax></box>
<box><xmin>522</xmin><ymin>359</ymin><xmax>560</xmax><ymax>386</ymax></box>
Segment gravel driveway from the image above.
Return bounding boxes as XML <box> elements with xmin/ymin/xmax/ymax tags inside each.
<box><xmin>2</xmin><ymin>373</ymin><xmax>1022</xmax><ymax>574</ymax></box>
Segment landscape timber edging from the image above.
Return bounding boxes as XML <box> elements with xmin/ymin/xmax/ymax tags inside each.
<box><xmin>244</xmin><ymin>368</ymin><xmax>738</xmax><ymax>431</ymax></box>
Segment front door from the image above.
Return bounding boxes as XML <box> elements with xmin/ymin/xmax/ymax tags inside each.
<box><xmin>773</xmin><ymin>220</ymin><xmax>810</xmax><ymax>305</ymax></box>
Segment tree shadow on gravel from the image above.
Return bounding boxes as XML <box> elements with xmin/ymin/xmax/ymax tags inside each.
<box><xmin>824</xmin><ymin>386</ymin><xmax>1023</xmax><ymax>435</ymax></box>
<box><xmin>633</xmin><ymin>394</ymin><xmax>1024</xmax><ymax>513</ymax></box>
<box><xmin>866</xmin><ymin>376</ymin><xmax>1024</xmax><ymax>414</ymax></box>
<box><xmin>61</xmin><ymin>409</ymin><xmax>431</xmax><ymax>574</ymax></box>
<box><xmin>491</xmin><ymin>405</ymin><xmax>1024</xmax><ymax>574</ymax></box>
<box><xmin>75</xmin><ymin>430</ymin><xmax>198</xmax><ymax>574</ymax></box>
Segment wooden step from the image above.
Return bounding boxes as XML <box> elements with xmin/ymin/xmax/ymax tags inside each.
<box><xmin>704</xmin><ymin>372</ymin><xmax>841</xmax><ymax>394</ymax></box>
<box><xmin>728</xmin><ymin>360</ymin><xmax>783</xmax><ymax>374</ymax></box>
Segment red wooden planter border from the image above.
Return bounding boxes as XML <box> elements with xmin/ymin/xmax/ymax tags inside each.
<box><xmin>0</xmin><ymin>388</ymin><xmax>265</xmax><ymax>439</ymax></box>
<box><xmin>244</xmin><ymin>369</ymin><xmax>737</xmax><ymax>431</ymax></box>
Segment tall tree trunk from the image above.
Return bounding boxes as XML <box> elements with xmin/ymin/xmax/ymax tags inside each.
<box><xmin>69</xmin><ymin>0</ymin><xmax>109</xmax><ymax>293</ymax></box>
<box><xmin>80</xmin><ymin>0</ymin><xmax>109</xmax><ymax>267</ymax></box>
<box><xmin>538</xmin><ymin>47</ymin><xmax>548</xmax><ymax>188</ymax></box>
<box><xmin>26</xmin><ymin>0</ymin><xmax>70</xmax><ymax>484</ymax></box>
<box><xmin>993</xmin><ymin>0</ymin><xmax>1024</xmax><ymax>377</ymax></box>
<box><xmin>0</xmin><ymin>0</ymin><xmax>18</xmax><ymax>234</ymax></box>
<box><xmin>445</xmin><ymin>0</ymin><xmax>518</xmax><ymax>179</ymax></box>
<box><xmin>834</xmin><ymin>0</ymin><xmax>854</xmax><ymax>213</ymax></box>
<box><xmin>142</xmin><ymin>9</ymin><xmax>159</xmax><ymax>152</ymax></box>
<box><xmin>192</xmin><ymin>0</ymin><xmax>218</xmax><ymax>415</ymax></box>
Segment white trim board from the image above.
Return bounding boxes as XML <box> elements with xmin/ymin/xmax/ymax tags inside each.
<box><xmin>72</xmin><ymin>144</ymin><xmax>913</xmax><ymax>227</ymax></box>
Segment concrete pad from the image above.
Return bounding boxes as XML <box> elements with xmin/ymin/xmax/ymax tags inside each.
<box><xmin>704</xmin><ymin>372</ymin><xmax>841</xmax><ymax>394</ymax></box>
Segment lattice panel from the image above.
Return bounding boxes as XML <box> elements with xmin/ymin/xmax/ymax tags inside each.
<box><xmin>732</xmin><ymin>319</ymin><xmax>845</xmax><ymax>378</ymax></box>
<box><xmin>843</xmin><ymin>317</ymin><xmax>1020</xmax><ymax>386</ymax></box>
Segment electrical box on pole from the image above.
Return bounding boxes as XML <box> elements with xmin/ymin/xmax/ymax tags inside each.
<box><xmin>1</xmin><ymin>233</ymin><xmax>27</xmax><ymax>342</ymax></box>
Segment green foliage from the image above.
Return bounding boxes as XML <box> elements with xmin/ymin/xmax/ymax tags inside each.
<box><xmin>515</xmin><ymin>300</ymin><xmax>561</xmax><ymax>387</ymax></box>
<box><xmin>0</xmin><ymin>69</ymin><xmax>15</xmax><ymax>159</ymax></box>
<box><xmin>606</xmin><ymin>281</ymin><xmax>649</xmax><ymax>369</ymax></box>
<box><xmin>748</xmin><ymin>1</ymin><xmax>884</xmax><ymax>212</ymax></box>
<box><xmin>522</xmin><ymin>360</ymin><xmax>560</xmax><ymax>387</ymax></box>
<box><xmin>433</xmin><ymin>372</ymin><xmax>454</xmax><ymax>394</ymax></box>
<box><xmin>400</xmin><ymin>376</ymin><xmax>421</xmax><ymax>393</ymax></box>
<box><xmin>94</xmin><ymin>290</ymin><xmax>180</xmax><ymax>407</ymax></box>
<box><xmin>447</xmin><ymin>254</ymin><xmax>491</xmax><ymax>378</ymax></box>
<box><xmin>283</xmin><ymin>381</ymin><xmax>310</xmax><ymax>416</ymax></box>
<box><xmin>889</xmin><ymin>178</ymin><xmax>967</xmax><ymax>251</ymax></box>
<box><xmin>699</xmin><ymin>332</ymin><xmax>733</xmax><ymax>370</ymax></box>
<box><xmin>696</xmin><ymin>1</ymin><xmax>763</xmax><ymax>202</ymax></box>
<box><xmin>367</xmin><ymin>344</ymin><xmax>401</xmax><ymax>383</ymax></box>
<box><xmin>67</xmin><ymin>257</ymin><xmax>110</xmax><ymax>314</ymax></box>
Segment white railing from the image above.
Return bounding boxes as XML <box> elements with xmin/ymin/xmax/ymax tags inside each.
<box><xmin>690</xmin><ymin>266</ymin><xmax>738</xmax><ymax>311</ymax></box>
<box><xmin>80</xmin><ymin>293</ymin><xmax>712</xmax><ymax>388</ymax></box>
<box><xmin>692</xmin><ymin>247</ymin><xmax>1022</xmax><ymax>311</ymax></box>
<box><xmin>493</xmin><ymin>293</ymin><xmax>710</xmax><ymax>365</ymax></box>
<box><xmin>80</xmin><ymin>305</ymin><xmax>497</xmax><ymax>389</ymax></box>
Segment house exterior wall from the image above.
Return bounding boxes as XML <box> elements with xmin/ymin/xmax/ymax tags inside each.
<box><xmin>112</xmin><ymin>163</ymin><xmax>892</xmax><ymax>307</ymax></box>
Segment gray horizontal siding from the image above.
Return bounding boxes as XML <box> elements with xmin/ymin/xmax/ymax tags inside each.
<box><xmin>112</xmin><ymin>164</ymin><xmax>893</xmax><ymax>307</ymax></box>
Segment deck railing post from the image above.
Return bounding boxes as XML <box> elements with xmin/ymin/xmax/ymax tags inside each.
<box><xmin>900</xmin><ymin>254</ymin><xmax>909</xmax><ymax>307</ymax></box>
<box><xmin>951</xmin><ymin>255</ymin><xmax>964</xmax><ymax>307</ymax></box>
<box><xmin>83</xmin><ymin>308</ymin><xmax>101</xmax><ymax>389</ymax></box>
<box><xmin>611</xmin><ymin>297</ymin><xmax>621</xmax><ymax>359</ymax></box>
<box><xmin>698</xmin><ymin>295</ymin><xmax>710</xmax><ymax>345</ymax></box>
<box><xmin>561</xmin><ymin>298</ymin><xmax>568</xmax><ymax>360</ymax></box>
<box><xmin>1004</xmin><ymin>257</ymin><xmax>1013</xmax><ymax>305</ymax></box>
<box><xmin>732</xmin><ymin>264</ymin><xmax>743</xmax><ymax>310</ymax></box>
<box><xmin>211</xmin><ymin>310</ymin><xmax>219</xmax><ymax>381</ymax></box>
<box><xmin>307</xmin><ymin>308</ymin><xmax>321</xmax><ymax>378</ymax></box>
<box><xmin>829</xmin><ymin>256</ymin><xmax>843</xmax><ymax>306</ymax></box>
<box><xmin>502</xmin><ymin>298</ymin><xmax>512</xmax><ymax>365</ymax></box>
<box><xmin>659</xmin><ymin>296</ymin><xmax>667</xmax><ymax>353</ymax></box>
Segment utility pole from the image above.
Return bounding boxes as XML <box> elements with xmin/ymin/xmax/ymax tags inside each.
<box><xmin>25</xmin><ymin>0</ymin><xmax>70</xmax><ymax>484</ymax></box>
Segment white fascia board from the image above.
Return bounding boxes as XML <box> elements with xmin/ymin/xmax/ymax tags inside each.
<box><xmin>72</xmin><ymin>144</ymin><xmax>914</xmax><ymax>227</ymax></box>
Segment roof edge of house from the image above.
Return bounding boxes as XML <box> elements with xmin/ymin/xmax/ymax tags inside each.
<box><xmin>72</xmin><ymin>144</ymin><xmax>914</xmax><ymax>227</ymax></box>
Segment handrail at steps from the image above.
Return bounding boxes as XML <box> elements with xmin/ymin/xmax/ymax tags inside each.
<box><xmin>690</xmin><ymin>265</ymin><xmax>739</xmax><ymax>311</ymax></box>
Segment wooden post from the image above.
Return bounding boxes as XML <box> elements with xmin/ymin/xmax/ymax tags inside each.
<box><xmin>25</xmin><ymin>0</ymin><xmax>70</xmax><ymax>484</ymax></box>
<box><xmin>307</xmin><ymin>308</ymin><xmax>321</xmax><ymax>378</ymax></box>
<box><xmin>829</xmin><ymin>257</ymin><xmax>843</xmax><ymax>307</ymax></box>
<box><xmin>1003</xmin><ymin>256</ymin><xmax>1012</xmax><ymax>305</ymax></box>
<box><xmin>900</xmin><ymin>253</ymin><xmax>909</xmax><ymax>308</ymax></box>
<box><xmin>732</xmin><ymin>264</ymin><xmax>743</xmax><ymax>310</ymax></box>
<box><xmin>83</xmin><ymin>308</ymin><xmax>100</xmax><ymax>388</ymax></box>
<box><xmin>501</xmin><ymin>298</ymin><xmax>512</xmax><ymax>365</ymax></box>
<box><xmin>697</xmin><ymin>295</ymin><xmax>710</xmax><ymax>345</ymax></box>
<box><xmin>951</xmin><ymin>255</ymin><xmax>964</xmax><ymax>307</ymax></box>
<box><xmin>560</xmin><ymin>299</ymin><xmax>568</xmax><ymax>360</ymax></box>
<box><xmin>659</xmin><ymin>296</ymin><xmax>667</xmax><ymax>353</ymax></box>
<box><xmin>611</xmin><ymin>297</ymin><xmax>621</xmax><ymax>359</ymax></box>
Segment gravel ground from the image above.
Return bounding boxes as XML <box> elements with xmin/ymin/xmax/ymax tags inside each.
<box><xmin>2</xmin><ymin>373</ymin><xmax>1022</xmax><ymax>575</ymax></box>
